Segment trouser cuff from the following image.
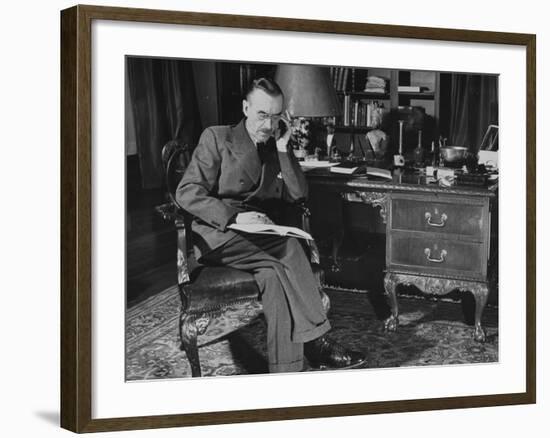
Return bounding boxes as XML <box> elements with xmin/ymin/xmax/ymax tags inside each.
<box><xmin>269</xmin><ymin>358</ymin><xmax>304</xmax><ymax>373</ymax></box>
<box><xmin>292</xmin><ymin>320</ymin><xmax>331</xmax><ymax>343</ymax></box>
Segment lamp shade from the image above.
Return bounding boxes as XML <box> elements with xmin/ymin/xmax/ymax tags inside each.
<box><xmin>274</xmin><ymin>65</ymin><xmax>341</xmax><ymax>117</ymax></box>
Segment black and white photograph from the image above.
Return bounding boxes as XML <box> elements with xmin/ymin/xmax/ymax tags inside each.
<box><xmin>125</xmin><ymin>58</ymin><xmax>500</xmax><ymax>380</ymax></box>
<box><xmin>3</xmin><ymin>0</ymin><xmax>546</xmax><ymax>435</ymax></box>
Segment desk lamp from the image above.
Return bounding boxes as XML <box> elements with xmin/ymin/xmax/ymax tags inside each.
<box><xmin>274</xmin><ymin>65</ymin><xmax>341</xmax><ymax>158</ymax></box>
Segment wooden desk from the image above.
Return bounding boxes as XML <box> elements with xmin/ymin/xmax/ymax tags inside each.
<box><xmin>305</xmin><ymin>169</ymin><xmax>498</xmax><ymax>342</ymax></box>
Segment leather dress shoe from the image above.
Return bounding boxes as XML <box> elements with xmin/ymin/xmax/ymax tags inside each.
<box><xmin>304</xmin><ymin>336</ymin><xmax>366</xmax><ymax>370</ymax></box>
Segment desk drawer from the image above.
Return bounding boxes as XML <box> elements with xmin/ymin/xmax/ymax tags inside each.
<box><xmin>388</xmin><ymin>232</ymin><xmax>486</xmax><ymax>278</ymax></box>
<box><xmin>391</xmin><ymin>198</ymin><xmax>485</xmax><ymax>238</ymax></box>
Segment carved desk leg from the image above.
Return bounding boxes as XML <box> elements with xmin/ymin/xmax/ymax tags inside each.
<box><xmin>383</xmin><ymin>272</ymin><xmax>490</xmax><ymax>343</ymax></box>
<box><xmin>383</xmin><ymin>272</ymin><xmax>400</xmax><ymax>331</ymax></box>
<box><xmin>470</xmin><ymin>283</ymin><xmax>489</xmax><ymax>343</ymax></box>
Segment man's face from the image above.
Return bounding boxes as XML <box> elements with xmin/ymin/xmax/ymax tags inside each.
<box><xmin>243</xmin><ymin>89</ymin><xmax>284</xmax><ymax>144</ymax></box>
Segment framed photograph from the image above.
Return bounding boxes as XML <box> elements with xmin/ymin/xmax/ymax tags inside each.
<box><xmin>60</xmin><ymin>4</ymin><xmax>536</xmax><ymax>432</ymax></box>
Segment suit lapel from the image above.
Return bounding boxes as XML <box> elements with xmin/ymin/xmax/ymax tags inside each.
<box><xmin>227</xmin><ymin>119</ymin><xmax>261</xmax><ymax>184</ymax></box>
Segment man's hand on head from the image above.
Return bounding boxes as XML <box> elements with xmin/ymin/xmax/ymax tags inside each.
<box><xmin>235</xmin><ymin>211</ymin><xmax>274</xmax><ymax>225</ymax></box>
<box><xmin>275</xmin><ymin>112</ymin><xmax>292</xmax><ymax>153</ymax></box>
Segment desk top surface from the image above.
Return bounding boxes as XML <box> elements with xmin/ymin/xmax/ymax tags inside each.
<box><xmin>304</xmin><ymin>168</ymin><xmax>498</xmax><ymax>198</ymax></box>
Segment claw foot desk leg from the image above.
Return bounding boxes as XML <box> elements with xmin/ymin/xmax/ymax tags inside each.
<box><xmin>470</xmin><ymin>283</ymin><xmax>489</xmax><ymax>343</ymax></box>
<box><xmin>383</xmin><ymin>273</ymin><xmax>399</xmax><ymax>331</ymax></box>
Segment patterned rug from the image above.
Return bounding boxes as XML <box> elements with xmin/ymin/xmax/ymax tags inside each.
<box><xmin>125</xmin><ymin>286</ymin><xmax>498</xmax><ymax>380</ymax></box>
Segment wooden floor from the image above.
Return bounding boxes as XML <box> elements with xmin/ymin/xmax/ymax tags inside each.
<box><xmin>126</xmin><ymin>183</ymin><xmax>177</xmax><ymax>307</ymax></box>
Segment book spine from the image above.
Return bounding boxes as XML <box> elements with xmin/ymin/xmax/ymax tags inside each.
<box><xmin>343</xmin><ymin>68</ymin><xmax>349</xmax><ymax>92</ymax></box>
<box><xmin>398</xmin><ymin>85</ymin><xmax>421</xmax><ymax>92</ymax></box>
<box><xmin>366</xmin><ymin>103</ymin><xmax>372</xmax><ymax>128</ymax></box>
<box><xmin>343</xmin><ymin>94</ymin><xmax>350</xmax><ymax>126</ymax></box>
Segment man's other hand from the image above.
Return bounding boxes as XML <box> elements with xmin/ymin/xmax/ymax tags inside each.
<box><xmin>235</xmin><ymin>211</ymin><xmax>274</xmax><ymax>225</ymax></box>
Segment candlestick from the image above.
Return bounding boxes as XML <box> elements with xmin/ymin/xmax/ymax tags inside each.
<box><xmin>398</xmin><ymin>120</ymin><xmax>404</xmax><ymax>155</ymax></box>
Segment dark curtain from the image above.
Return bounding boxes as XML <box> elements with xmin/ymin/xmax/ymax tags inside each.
<box><xmin>126</xmin><ymin>57</ymin><xmax>202</xmax><ymax>188</ymax></box>
<box><xmin>449</xmin><ymin>74</ymin><xmax>498</xmax><ymax>151</ymax></box>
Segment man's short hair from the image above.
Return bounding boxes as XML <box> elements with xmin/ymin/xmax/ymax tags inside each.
<box><xmin>244</xmin><ymin>77</ymin><xmax>283</xmax><ymax>100</ymax></box>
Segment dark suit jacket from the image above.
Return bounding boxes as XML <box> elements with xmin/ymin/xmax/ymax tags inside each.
<box><xmin>176</xmin><ymin>118</ymin><xmax>308</xmax><ymax>260</ymax></box>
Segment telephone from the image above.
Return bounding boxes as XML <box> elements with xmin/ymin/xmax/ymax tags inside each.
<box><xmin>277</xmin><ymin>118</ymin><xmax>289</xmax><ymax>139</ymax></box>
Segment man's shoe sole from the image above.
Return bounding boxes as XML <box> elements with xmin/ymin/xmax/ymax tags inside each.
<box><xmin>309</xmin><ymin>357</ymin><xmax>368</xmax><ymax>371</ymax></box>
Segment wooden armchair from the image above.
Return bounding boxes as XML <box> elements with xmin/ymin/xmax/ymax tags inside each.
<box><xmin>156</xmin><ymin>140</ymin><xmax>329</xmax><ymax>377</ymax></box>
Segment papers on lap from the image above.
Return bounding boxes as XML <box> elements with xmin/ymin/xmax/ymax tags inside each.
<box><xmin>228</xmin><ymin>223</ymin><xmax>313</xmax><ymax>240</ymax></box>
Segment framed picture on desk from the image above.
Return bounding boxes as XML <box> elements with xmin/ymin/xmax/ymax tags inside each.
<box><xmin>60</xmin><ymin>5</ymin><xmax>535</xmax><ymax>432</ymax></box>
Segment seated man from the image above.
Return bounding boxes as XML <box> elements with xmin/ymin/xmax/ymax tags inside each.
<box><xmin>176</xmin><ymin>77</ymin><xmax>366</xmax><ymax>373</ymax></box>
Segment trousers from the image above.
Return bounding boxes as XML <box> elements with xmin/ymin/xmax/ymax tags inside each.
<box><xmin>201</xmin><ymin>233</ymin><xmax>331</xmax><ymax>373</ymax></box>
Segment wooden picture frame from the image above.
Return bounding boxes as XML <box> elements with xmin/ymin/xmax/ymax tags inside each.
<box><xmin>60</xmin><ymin>4</ymin><xmax>536</xmax><ymax>432</ymax></box>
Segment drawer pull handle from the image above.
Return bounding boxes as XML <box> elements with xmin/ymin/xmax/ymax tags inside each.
<box><xmin>425</xmin><ymin>212</ymin><xmax>448</xmax><ymax>227</ymax></box>
<box><xmin>424</xmin><ymin>248</ymin><xmax>447</xmax><ymax>263</ymax></box>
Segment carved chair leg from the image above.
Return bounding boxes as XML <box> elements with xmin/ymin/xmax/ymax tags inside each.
<box><xmin>179</xmin><ymin>312</ymin><xmax>202</xmax><ymax>377</ymax></box>
<box><xmin>470</xmin><ymin>284</ymin><xmax>489</xmax><ymax>343</ymax></box>
<box><xmin>319</xmin><ymin>288</ymin><xmax>331</xmax><ymax>315</ymax></box>
<box><xmin>383</xmin><ymin>273</ymin><xmax>399</xmax><ymax>332</ymax></box>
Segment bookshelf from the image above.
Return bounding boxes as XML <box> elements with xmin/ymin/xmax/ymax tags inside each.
<box><xmin>330</xmin><ymin>67</ymin><xmax>442</xmax><ymax>159</ymax></box>
<box><xmin>218</xmin><ymin>62</ymin><xmax>444</xmax><ymax>160</ymax></box>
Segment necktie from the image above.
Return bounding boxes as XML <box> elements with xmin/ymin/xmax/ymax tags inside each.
<box><xmin>257</xmin><ymin>142</ymin><xmax>269</xmax><ymax>165</ymax></box>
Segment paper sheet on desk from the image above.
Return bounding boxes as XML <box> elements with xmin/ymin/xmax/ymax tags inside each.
<box><xmin>366</xmin><ymin>167</ymin><xmax>392</xmax><ymax>179</ymax></box>
<box><xmin>299</xmin><ymin>161</ymin><xmax>339</xmax><ymax>171</ymax></box>
<box><xmin>478</xmin><ymin>150</ymin><xmax>498</xmax><ymax>168</ymax></box>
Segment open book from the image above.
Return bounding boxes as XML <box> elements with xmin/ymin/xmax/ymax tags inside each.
<box><xmin>330</xmin><ymin>164</ymin><xmax>392</xmax><ymax>179</ymax></box>
<box><xmin>228</xmin><ymin>223</ymin><xmax>312</xmax><ymax>240</ymax></box>
<box><xmin>366</xmin><ymin>166</ymin><xmax>393</xmax><ymax>179</ymax></box>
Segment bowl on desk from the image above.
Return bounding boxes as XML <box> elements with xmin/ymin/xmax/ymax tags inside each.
<box><xmin>440</xmin><ymin>146</ymin><xmax>468</xmax><ymax>167</ymax></box>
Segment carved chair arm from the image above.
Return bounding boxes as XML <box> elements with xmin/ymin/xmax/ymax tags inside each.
<box><xmin>295</xmin><ymin>200</ymin><xmax>321</xmax><ymax>266</ymax></box>
<box><xmin>295</xmin><ymin>200</ymin><xmax>311</xmax><ymax>233</ymax></box>
<box><xmin>156</xmin><ymin>201</ymin><xmax>192</xmax><ymax>279</ymax></box>
<box><xmin>155</xmin><ymin>201</ymin><xmax>181</xmax><ymax>222</ymax></box>
<box><xmin>175</xmin><ymin>218</ymin><xmax>192</xmax><ymax>312</ymax></box>
<box><xmin>175</xmin><ymin>219</ymin><xmax>191</xmax><ymax>285</ymax></box>
<box><xmin>296</xmin><ymin>201</ymin><xmax>328</xmax><ymax>309</ymax></box>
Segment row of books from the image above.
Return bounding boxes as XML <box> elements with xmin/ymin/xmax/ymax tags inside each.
<box><xmin>330</xmin><ymin>68</ymin><xmax>390</xmax><ymax>93</ymax></box>
<box><xmin>329</xmin><ymin>68</ymin><xmax>427</xmax><ymax>94</ymax></box>
<box><xmin>341</xmin><ymin>96</ymin><xmax>387</xmax><ymax>127</ymax></box>
<box><xmin>330</xmin><ymin>67</ymin><xmax>352</xmax><ymax>92</ymax></box>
